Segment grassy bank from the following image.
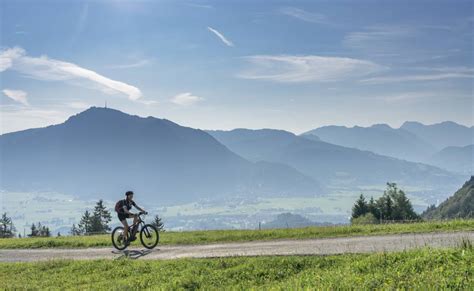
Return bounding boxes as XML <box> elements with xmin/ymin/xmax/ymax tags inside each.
<box><xmin>1</xmin><ymin>246</ymin><xmax>472</xmax><ymax>289</ymax></box>
<box><xmin>1</xmin><ymin>219</ymin><xmax>473</xmax><ymax>249</ymax></box>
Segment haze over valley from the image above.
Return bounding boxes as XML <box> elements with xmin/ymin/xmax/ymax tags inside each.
<box><xmin>1</xmin><ymin>107</ymin><xmax>471</xmax><ymax>233</ymax></box>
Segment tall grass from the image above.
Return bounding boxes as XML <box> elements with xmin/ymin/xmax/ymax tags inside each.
<box><xmin>0</xmin><ymin>247</ymin><xmax>472</xmax><ymax>289</ymax></box>
<box><xmin>0</xmin><ymin>219</ymin><xmax>472</xmax><ymax>249</ymax></box>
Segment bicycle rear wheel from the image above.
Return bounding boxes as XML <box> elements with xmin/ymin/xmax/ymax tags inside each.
<box><xmin>111</xmin><ymin>226</ymin><xmax>129</xmax><ymax>250</ymax></box>
<box><xmin>140</xmin><ymin>224</ymin><xmax>159</xmax><ymax>249</ymax></box>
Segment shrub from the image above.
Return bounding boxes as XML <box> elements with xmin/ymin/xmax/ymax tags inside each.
<box><xmin>351</xmin><ymin>213</ymin><xmax>378</xmax><ymax>225</ymax></box>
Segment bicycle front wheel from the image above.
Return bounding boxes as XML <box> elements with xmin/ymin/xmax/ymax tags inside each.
<box><xmin>140</xmin><ymin>224</ymin><xmax>159</xmax><ymax>249</ymax></box>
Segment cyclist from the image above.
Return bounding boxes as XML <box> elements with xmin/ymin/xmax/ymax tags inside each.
<box><xmin>115</xmin><ymin>191</ymin><xmax>147</xmax><ymax>245</ymax></box>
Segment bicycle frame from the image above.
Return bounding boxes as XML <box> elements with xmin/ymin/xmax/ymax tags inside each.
<box><xmin>127</xmin><ymin>213</ymin><xmax>146</xmax><ymax>236</ymax></box>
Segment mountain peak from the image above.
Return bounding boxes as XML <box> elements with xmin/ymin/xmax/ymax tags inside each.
<box><xmin>401</xmin><ymin>121</ymin><xmax>424</xmax><ymax>128</ymax></box>
<box><xmin>77</xmin><ymin>106</ymin><xmax>128</xmax><ymax>116</ymax></box>
<box><xmin>401</xmin><ymin>120</ymin><xmax>467</xmax><ymax>129</ymax></box>
<box><xmin>65</xmin><ymin>106</ymin><xmax>140</xmax><ymax>125</ymax></box>
<box><xmin>371</xmin><ymin>124</ymin><xmax>393</xmax><ymax>130</ymax></box>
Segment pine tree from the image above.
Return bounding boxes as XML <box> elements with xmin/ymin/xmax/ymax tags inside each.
<box><xmin>368</xmin><ymin>196</ymin><xmax>380</xmax><ymax>220</ymax></box>
<box><xmin>70</xmin><ymin>224</ymin><xmax>82</xmax><ymax>236</ymax></box>
<box><xmin>351</xmin><ymin>194</ymin><xmax>369</xmax><ymax>219</ymax></box>
<box><xmin>0</xmin><ymin>213</ymin><xmax>16</xmax><ymax>238</ymax></box>
<box><xmin>29</xmin><ymin>223</ymin><xmax>39</xmax><ymax>237</ymax></box>
<box><xmin>388</xmin><ymin>184</ymin><xmax>419</xmax><ymax>221</ymax></box>
<box><xmin>91</xmin><ymin>200</ymin><xmax>112</xmax><ymax>233</ymax></box>
<box><xmin>151</xmin><ymin>215</ymin><xmax>165</xmax><ymax>232</ymax></box>
<box><xmin>78</xmin><ymin>210</ymin><xmax>93</xmax><ymax>235</ymax></box>
<box><xmin>40</xmin><ymin>225</ymin><xmax>51</xmax><ymax>237</ymax></box>
<box><xmin>37</xmin><ymin>222</ymin><xmax>43</xmax><ymax>236</ymax></box>
<box><xmin>377</xmin><ymin>194</ymin><xmax>393</xmax><ymax>221</ymax></box>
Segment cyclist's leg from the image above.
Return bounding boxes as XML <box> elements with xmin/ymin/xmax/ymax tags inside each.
<box><xmin>131</xmin><ymin>214</ymin><xmax>138</xmax><ymax>238</ymax></box>
<box><xmin>121</xmin><ymin>218</ymin><xmax>129</xmax><ymax>240</ymax></box>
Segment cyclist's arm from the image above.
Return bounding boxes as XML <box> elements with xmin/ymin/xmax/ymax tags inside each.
<box><xmin>133</xmin><ymin>201</ymin><xmax>146</xmax><ymax>213</ymax></box>
<box><xmin>135</xmin><ymin>205</ymin><xmax>146</xmax><ymax>213</ymax></box>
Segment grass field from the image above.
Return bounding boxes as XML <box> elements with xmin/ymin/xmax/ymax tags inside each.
<box><xmin>0</xmin><ymin>246</ymin><xmax>472</xmax><ymax>289</ymax></box>
<box><xmin>1</xmin><ymin>219</ymin><xmax>473</xmax><ymax>249</ymax></box>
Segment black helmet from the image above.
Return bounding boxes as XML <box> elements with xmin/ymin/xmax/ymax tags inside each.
<box><xmin>125</xmin><ymin>191</ymin><xmax>134</xmax><ymax>197</ymax></box>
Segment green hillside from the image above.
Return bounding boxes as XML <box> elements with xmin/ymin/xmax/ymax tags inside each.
<box><xmin>423</xmin><ymin>177</ymin><xmax>474</xmax><ymax>219</ymax></box>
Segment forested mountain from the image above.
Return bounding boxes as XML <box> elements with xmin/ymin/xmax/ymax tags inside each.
<box><xmin>422</xmin><ymin>176</ymin><xmax>474</xmax><ymax>219</ymax></box>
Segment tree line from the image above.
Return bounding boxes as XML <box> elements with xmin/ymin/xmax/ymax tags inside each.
<box><xmin>1</xmin><ymin>212</ymin><xmax>53</xmax><ymax>238</ymax></box>
<box><xmin>1</xmin><ymin>200</ymin><xmax>164</xmax><ymax>238</ymax></box>
<box><xmin>71</xmin><ymin>200</ymin><xmax>165</xmax><ymax>235</ymax></box>
<box><xmin>70</xmin><ymin>200</ymin><xmax>112</xmax><ymax>235</ymax></box>
<box><xmin>351</xmin><ymin>183</ymin><xmax>420</xmax><ymax>224</ymax></box>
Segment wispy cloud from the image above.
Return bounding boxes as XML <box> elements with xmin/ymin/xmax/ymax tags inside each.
<box><xmin>361</xmin><ymin>67</ymin><xmax>474</xmax><ymax>84</ymax></box>
<box><xmin>279</xmin><ymin>7</ymin><xmax>327</xmax><ymax>24</ymax></box>
<box><xmin>0</xmin><ymin>106</ymin><xmax>67</xmax><ymax>134</ymax></box>
<box><xmin>0</xmin><ymin>47</ymin><xmax>142</xmax><ymax>100</ymax></box>
<box><xmin>187</xmin><ymin>3</ymin><xmax>214</xmax><ymax>9</ymax></box>
<box><xmin>238</xmin><ymin>55</ymin><xmax>384</xmax><ymax>83</ymax></box>
<box><xmin>344</xmin><ymin>26</ymin><xmax>414</xmax><ymax>50</ymax></box>
<box><xmin>2</xmin><ymin>89</ymin><xmax>29</xmax><ymax>106</ymax></box>
<box><xmin>108</xmin><ymin>59</ymin><xmax>152</xmax><ymax>69</ymax></box>
<box><xmin>372</xmin><ymin>91</ymin><xmax>472</xmax><ymax>104</ymax></box>
<box><xmin>207</xmin><ymin>27</ymin><xmax>234</xmax><ymax>47</ymax></box>
<box><xmin>171</xmin><ymin>92</ymin><xmax>203</xmax><ymax>106</ymax></box>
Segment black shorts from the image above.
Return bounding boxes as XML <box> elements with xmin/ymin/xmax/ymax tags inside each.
<box><xmin>118</xmin><ymin>212</ymin><xmax>133</xmax><ymax>222</ymax></box>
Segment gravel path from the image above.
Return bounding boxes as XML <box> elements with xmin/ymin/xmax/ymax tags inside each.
<box><xmin>1</xmin><ymin>231</ymin><xmax>472</xmax><ymax>262</ymax></box>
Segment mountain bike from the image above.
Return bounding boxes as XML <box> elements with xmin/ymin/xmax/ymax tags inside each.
<box><xmin>111</xmin><ymin>212</ymin><xmax>159</xmax><ymax>250</ymax></box>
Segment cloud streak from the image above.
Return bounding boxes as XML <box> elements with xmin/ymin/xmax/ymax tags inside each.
<box><xmin>238</xmin><ymin>55</ymin><xmax>384</xmax><ymax>83</ymax></box>
<box><xmin>0</xmin><ymin>47</ymin><xmax>142</xmax><ymax>100</ymax></box>
<box><xmin>280</xmin><ymin>7</ymin><xmax>327</xmax><ymax>24</ymax></box>
<box><xmin>171</xmin><ymin>92</ymin><xmax>203</xmax><ymax>106</ymax></box>
<box><xmin>2</xmin><ymin>89</ymin><xmax>29</xmax><ymax>106</ymax></box>
<box><xmin>344</xmin><ymin>26</ymin><xmax>414</xmax><ymax>49</ymax></box>
<box><xmin>108</xmin><ymin>59</ymin><xmax>152</xmax><ymax>69</ymax></box>
<box><xmin>361</xmin><ymin>67</ymin><xmax>474</xmax><ymax>84</ymax></box>
<box><xmin>207</xmin><ymin>27</ymin><xmax>234</xmax><ymax>47</ymax></box>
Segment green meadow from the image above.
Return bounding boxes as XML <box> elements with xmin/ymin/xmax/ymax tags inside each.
<box><xmin>1</xmin><ymin>219</ymin><xmax>472</xmax><ymax>249</ymax></box>
<box><xmin>1</xmin><ymin>246</ymin><xmax>472</xmax><ymax>290</ymax></box>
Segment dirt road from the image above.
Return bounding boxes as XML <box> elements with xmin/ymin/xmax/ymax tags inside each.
<box><xmin>1</xmin><ymin>231</ymin><xmax>472</xmax><ymax>262</ymax></box>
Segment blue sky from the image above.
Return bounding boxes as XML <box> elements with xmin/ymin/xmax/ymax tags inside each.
<box><xmin>1</xmin><ymin>0</ymin><xmax>473</xmax><ymax>134</ymax></box>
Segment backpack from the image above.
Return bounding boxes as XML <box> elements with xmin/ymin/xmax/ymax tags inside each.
<box><xmin>115</xmin><ymin>200</ymin><xmax>124</xmax><ymax>213</ymax></box>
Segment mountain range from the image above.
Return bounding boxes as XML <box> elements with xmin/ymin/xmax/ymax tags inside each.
<box><xmin>0</xmin><ymin>107</ymin><xmax>471</xmax><ymax>204</ymax></box>
<box><xmin>303</xmin><ymin>121</ymin><xmax>473</xmax><ymax>174</ymax></box>
<box><xmin>0</xmin><ymin>107</ymin><xmax>322</xmax><ymax>203</ymax></box>
<box><xmin>208</xmin><ymin>129</ymin><xmax>459</xmax><ymax>188</ymax></box>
